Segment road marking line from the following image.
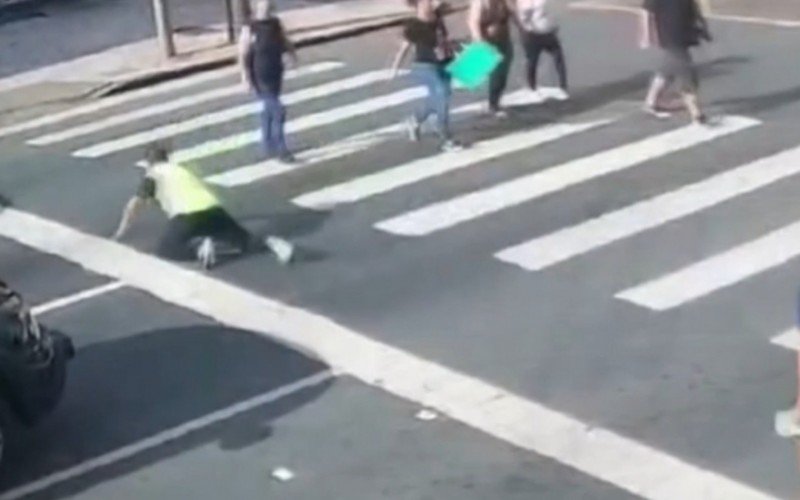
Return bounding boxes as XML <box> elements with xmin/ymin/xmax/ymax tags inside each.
<box><xmin>0</xmin><ymin>370</ymin><xmax>333</xmax><ymax>500</ymax></box>
<box><xmin>0</xmin><ymin>208</ymin><xmax>778</xmax><ymax>500</ymax></box>
<box><xmin>377</xmin><ymin>116</ymin><xmax>758</xmax><ymax>237</ymax></box>
<box><xmin>617</xmin><ymin>219</ymin><xmax>800</xmax><ymax>311</ymax></box>
<box><xmin>205</xmin><ymin>89</ymin><xmax>543</xmax><ymax>187</ymax></box>
<box><xmin>570</xmin><ymin>1</ymin><xmax>800</xmax><ymax>28</ymax></box>
<box><xmin>771</xmin><ymin>329</ymin><xmax>800</xmax><ymax>351</ymax></box>
<box><xmin>72</xmin><ymin>69</ymin><xmax>408</xmax><ymax>159</ymax></box>
<box><xmin>31</xmin><ymin>281</ymin><xmax>126</xmax><ymax>316</ymax></box>
<box><xmin>166</xmin><ymin>86</ymin><xmax>426</xmax><ymax>164</ymax></box>
<box><xmin>0</xmin><ymin>65</ymin><xmax>246</xmax><ymax>140</ymax></box>
<box><xmin>27</xmin><ymin>62</ymin><xmax>343</xmax><ymax>146</ymax></box>
<box><xmin>293</xmin><ymin>120</ymin><xmax>609</xmax><ymax>210</ymax></box>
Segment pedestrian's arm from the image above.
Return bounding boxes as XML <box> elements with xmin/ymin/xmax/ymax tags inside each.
<box><xmin>639</xmin><ymin>8</ymin><xmax>654</xmax><ymax>48</ymax></box>
<box><xmin>390</xmin><ymin>41</ymin><xmax>411</xmax><ymax>79</ymax></box>
<box><xmin>237</xmin><ymin>25</ymin><xmax>253</xmax><ymax>89</ymax></box>
<box><xmin>113</xmin><ymin>196</ymin><xmax>146</xmax><ymax>240</ymax></box>
<box><xmin>468</xmin><ymin>0</ymin><xmax>484</xmax><ymax>41</ymax></box>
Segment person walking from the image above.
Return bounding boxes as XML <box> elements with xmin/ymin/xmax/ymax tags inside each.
<box><xmin>516</xmin><ymin>0</ymin><xmax>569</xmax><ymax>102</ymax></box>
<box><xmin>469</xmin><ymin>0</ymin><xmax>514</xmax><ymax>117</ymax></box>
<box><xmin>113</xmin><ymin>143</ymin><xmax>294</xmax><ymax>270</ymax></box>
<box><xmin>238</xmin><ymin>0</ymin><xmax>298</xmax><ymax>163</ymax></box>
<box><xmin>639</xmin><ymin>0</ymin><xmax>711</xmax><ymax>124</ymax></box>
<box><xmin>391</xmin><ymin>0</ymin><xmax>463</xmax><ymax>152</ymax></box>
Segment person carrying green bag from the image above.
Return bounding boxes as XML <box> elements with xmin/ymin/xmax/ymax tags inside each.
<box><xmin>391</xmin><ymin>0</ymin><xmax>464</xmax><ymax>153</ymax></box>
<box><xmin>469</xmin><ymin>0</ymin><xmax>514</xmax><ymax>118</ymax></box>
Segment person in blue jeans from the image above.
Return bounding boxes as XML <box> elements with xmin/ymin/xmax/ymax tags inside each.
<box><xmin>391</xmin><ymin>0</ymin><xmax>463</xmax><ymax>153</ymax></box>
<box><xmin>238</xmin><ymin>0</ymin><xmax>298</xmax><ymax>163</ymax></box>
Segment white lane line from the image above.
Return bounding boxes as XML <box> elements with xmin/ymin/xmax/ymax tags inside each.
<box><xmin>378</xmin><ymin>116</ymin><xmax>758</xmax><ymax>237</ymax></box>
<box><xmin>617</xmin><ymin>218</ymin><xmax>800</xmax><ymax>311</ymax></box>
<box><xmin>504</xmin><ymin>126</ymin><xmax>798</xmax><ymax>272</ymax></box>
<box><xmin>205</xmin><ymin>89</ymin><xmax>542</xmax><ymax>187</ymax></box>
<box><xmin>771</xmin><ymin>329</ymin><xmax>800</xmax><ymax>351</ymax></box>
<box><xmin>0</xmin><ymin>370</ymin><xmax>333</xmax><ymax>500</ymax></box>
<box><xmin>0</xmin><ymin>208</ymin><xmax>778</xmax><ymax>500</ymax></box>
<box><xmin>28</xmin><ymin>62</ymin><xmax>343</xmax><ymax>146</ymax></box>
<box><xmin>0</xmin><ymin>65</ymin><xmax>244</xmax><ymax>140</ymax></box>
<box><xmin>31</xmin><ymin>281</ymin><xmax>126</xmax><ymax>316</ymax></box>
<box><xmin>570</xmin><ymin>1</ymin><xmax>800</xmax><ymax>28</ymax></box>
<box><xmin>72</xmin><ymin>69</ymin><xmax>407</xmax><ymax>159</ymax></box>
<box><xmin>168</xmin><ymin>86</ymin><xmax>426</xmax><ymax>164</ymax></box>
<box><xmin>293</xmin><ymin>120</ymin><xmax>609</xmax><ymax>210</ymax></box>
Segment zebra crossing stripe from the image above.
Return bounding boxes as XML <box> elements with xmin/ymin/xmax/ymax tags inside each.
<box><xmin>772</xmin><ymin>329</ymin><xmax>800</xmax><ymax>351</ymax></box>
<box><xmin>72</xmin><ymin>69</ymin><xmax>406</xmax><ymax>159</ymax></box>
<box><xmin>27</xmin><ymin>62</ymin><xmax>344</xmax><ymax>146</ymax></box>
<box><xmin>377</xmin><ymin>116</ymin><xmax>759</xmax><ymax>237</ymax></box>
<box><xmin>0</xmin><ymin>63</ymin><xmax>247</xmax><ymax>140</ymax></box>
<box><xmin>292</xmin><ymin>119</ymin><xmax>609</xmax><ymax>210</ymax></box>
<box><xmin>167</xmin><ymin>86</ymin><xmax>427</xmax><ymax>164</ymax></box>
<box><xmin>205</xmin><ymin>89</ymin><xmax>542</xmax><ymax>187</ymax></box>
<box><xmin>617</xmin><ymin>218</ymin><xmax>800</xmax><ymax>311</ymax></box>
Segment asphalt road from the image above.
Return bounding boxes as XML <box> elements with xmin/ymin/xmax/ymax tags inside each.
<box><xmin>2</xmin><ymin>7</ymin><xmax>800</xmax><ymax>499</ymax></box>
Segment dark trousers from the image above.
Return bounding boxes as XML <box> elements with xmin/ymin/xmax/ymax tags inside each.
<box><xmin>522</xmin><ymin>31</ymin><xmax>568</xmax><ymax>90</ymax></box>
<box><xmin>488</xmin><ymin>38</ymin><xmax>513</xmax><ymax>111</ymax></box>
<box><xmin>158</xmin><ymin>207</ymin><xmax>256</xmax><ymax>261</ymax></box>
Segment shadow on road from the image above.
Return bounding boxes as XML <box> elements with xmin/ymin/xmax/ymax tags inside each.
<box><xmin>0</xmin><ymin>324</ymin><xmax>333</xmax><ymax>498</ymax></box>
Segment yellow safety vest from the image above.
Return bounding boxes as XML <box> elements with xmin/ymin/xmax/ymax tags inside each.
<box><xmin>150</xmin><ymin>163</ymin><xmax>220</xmax><ymax>217</ymax></box>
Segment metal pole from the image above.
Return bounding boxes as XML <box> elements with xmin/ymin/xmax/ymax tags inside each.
<box><xmin>152</xmin><ymin>0</ymin><xmax>176</xmax><ymax>58</ymax></box>
<box><xmin>223</xmin><ymin>0</ymin><xmax>236</xmax><ymax>44</ymax></box>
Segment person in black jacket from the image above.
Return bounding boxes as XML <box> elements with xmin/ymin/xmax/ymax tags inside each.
<box><xmin>238</xmin><ymin>0</ymin><xmax>299</xmax><ymax>163</ymax></box>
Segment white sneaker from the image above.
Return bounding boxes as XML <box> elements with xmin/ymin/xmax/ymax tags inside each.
<box><xmin>440</xmin><ymin>139</ymin><xmax>465</xmax><ymax>153</ymax></box>
<box><xmin>196</xmin><ymin>237</ymin><xmax>217</xmax><ymax>270</ymax></box>
<box><xmin>551</xmin><ymin>88</ymin><xmax>570</xmax><ymax>101</ymax></box>
<box><xmin>775</xmin><ymin>408</ymin><xmax>800</xmax><ymax>438</ymax></box>
<box><xmin>265</xmin><ymin>236</ymin><xmax>295</xmax><ymax>265</ymax></box>
<box><xmin>528</xmin><ymin>89</ymin><xmax>546</xmax><ymax>104</ymax></box>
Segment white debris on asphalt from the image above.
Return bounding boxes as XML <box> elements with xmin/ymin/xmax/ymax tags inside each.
<box><xmin>271</xmin><ymin>467</ymin><xmax>295</xmax><ymax>482</ymax></box>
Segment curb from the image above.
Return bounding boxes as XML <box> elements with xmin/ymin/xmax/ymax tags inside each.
<box><xmin>98</xmin><ymin>13</ymin><xmax>411</xmax><ymax>97</ymax></box>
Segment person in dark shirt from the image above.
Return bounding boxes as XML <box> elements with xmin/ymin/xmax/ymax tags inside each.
<box><xmin>640</xmin><ymin>0</ymin><xmax>711</xmax><ymax>124</ymax></box>
<box><xmin>238</xmin><ymin>0</ymin><xmax>298</xmax><ymax>163</ymax></box>
<box><xmin>469</xmin><ymin>0</ymin><xmax>514</xmax><ymax>117</ymax></box>
<box><xmin>391</xmin><ymin>0</ymin><xmax>463</xmax><ymax>152</ymax></box>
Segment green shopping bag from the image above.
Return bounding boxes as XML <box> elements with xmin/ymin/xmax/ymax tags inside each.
<box><xmin>445</xmin><ymin>42</ymin><xmax>503</xmax><ymax>90</ymax></box>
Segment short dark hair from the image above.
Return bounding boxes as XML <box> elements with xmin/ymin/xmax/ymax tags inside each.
<box><xmin>144</xmin><ymin>142</ymin><xmax>170</xmax><ymax>164</ymax></box>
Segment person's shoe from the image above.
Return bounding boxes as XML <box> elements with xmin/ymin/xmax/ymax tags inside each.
<box><xmin>490</xmin><ymin>107</ymin><xmax>509</xmax><ymax>119</ymax></box>
<box><xmin>692</xmin><ymin>113</ymin><xmax>711</xmax><ymax>126</ymax></box>
<box><xmin>551</xmin><ymin>88</ymin><xmax>570</xmax><ymax>101</ymax></box>
<box><xmin>196</xmin><ymin>237</ymin><xmax>217</xmax><ymax>270</ymax></box>
<box><xmin>406</xmin><ymin>116</ymin><xmax>421</xmax><ymax>142</ymax></box>
<box><xmin>775</xmin><ymin>408</ymin><xmax>800</xmax><ymax>438</ymax></box>
<box><xmin>528</xmin><ymin>89</ymin><xmax>546</xmax><ymax>104</ymax></box>
<box><xmin>265</xmin><ymin>236</ymin><xmax>295</xmax><ymax>265</ymax></box>
<box><xmin>440</xmin><ymin>139</ymin><xmax>465</xmax><ymax>153</ymax></box>
<box><xmin>278</xmin><ymin>152</ymin><xmax>297</xmax><ymax>164</ymax></box>
<box><xmin>643</xmin><ymin>105</ymin><xmax>672</xmax><ymax>119</ymax></box>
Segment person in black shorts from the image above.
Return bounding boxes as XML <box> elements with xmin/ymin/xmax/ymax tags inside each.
<box><xmin>640</xmin><ymin>0</ymin><xmax>711</xmax><ymax>124</ymax></box>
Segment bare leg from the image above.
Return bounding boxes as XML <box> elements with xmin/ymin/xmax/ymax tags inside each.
<box><xmin>681</xmin><ymin>91</ymin><xmax>705</xmax><ymax>123</ymax></box>
<box><xmin>645</xmin><ymin>74</ymin><xmax>668</xmax><ymax>108</ymax></box>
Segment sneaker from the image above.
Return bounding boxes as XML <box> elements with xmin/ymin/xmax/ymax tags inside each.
<box><xmin>643</xmin><ymin>105</ymin><xmax>672</xmax><ymax>119</ymax></box>
<box><xmin>265</xmin><ymin>236</ymin><xmax>295</xmax><ymax>265</ymax></box>
<box><xmin>196</xmin><ymin>237</ymin><xmax>217</xmax><ymax>270</ymax></box>
<box><xmin>527</xmin><ymin>89</ymin><xmax>546</xmax><ymax>104</ymax></box>
<box><xmin>278</xmin><ymin>152</ymin><xmax>297</xmax><ymax>164</ymax></box>
<box><xmin>406</xmin><ymin>117</ymin><xmax>421</xmax><ymax>142</ymax></box>
<box><xmin>551</xmin><ymin>88</ymin><xmax>570</xmax><ymax>101</ymax></box>
<box><xmin>440</xmin><ymin>139</ymin><xmax>464</xmax><ymax>153</ymax></box>
<box><xmin>692</xmin><ymin>113</ymin><xmax>711</xmax><ymax>126</ymax></box>
<box><xmin>775</xmin><ymin>408</ymin><xmax>800</xmax><ymax>438</ymax></box>
<box><xmin>490</xmin><ymin>108</ymin><xmax>509</xmax><ymax>119</ymax></box>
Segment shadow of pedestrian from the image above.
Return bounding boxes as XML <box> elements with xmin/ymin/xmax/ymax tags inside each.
<box><xmin>0</xmin><ymin>324</ymin><xmax>333</xmax><ymax>498</ymax></box>
<box><xmin>710</xmin><ymin>84</ymin><xmax>800</xmax><ymax>116</ymax></box>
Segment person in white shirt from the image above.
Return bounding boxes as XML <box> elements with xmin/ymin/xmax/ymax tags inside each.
<box><xmin>516</xmin><ymin>0</ymin><xmax>568</xmax><ymax>101</ymax></box>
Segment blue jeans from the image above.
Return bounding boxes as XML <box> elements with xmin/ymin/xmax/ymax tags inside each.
<box><xmin>259</xmin><ymin>91</ymin><xmax>288</xmax><ymax>157</ymax></box>
<box><xmin>411</xmin><ymin>63</ymin><xmax>452</xmax><ymax>140</ymax></box>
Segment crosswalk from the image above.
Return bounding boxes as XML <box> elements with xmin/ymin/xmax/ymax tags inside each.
<box><xmin>7</xmin><ymin>57</ymin><xmax>800</xmax><ymax>327</ymax></box>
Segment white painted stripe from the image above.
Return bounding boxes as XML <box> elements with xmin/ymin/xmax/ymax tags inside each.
<box><xmin>31</xmin><ymin>281</ymin><xmax>126</xmax><ymax>316</ymax></box>
<box><xmin>168</xmin><ymin>86</ymin><xmax>426</xmax><ymax>164</ymax></box>
<box><xmin>0</xmin><ymin>370</ymin><xmax>333</xmax><ymax>500</ymax></box>
<box><xmin>206</xmin><ymin>89</ymin><xmax>543</xmax><ymax>187</ymax></box>
<box><xmin>506</xmin><ymin>130</ymin><xmax>800</xmax><ymax>273</ymax></box>
<box><xmin>377</xmin><ymin>116</ymin><xmax>758</xmax><ymax>237</ymax></box>
<box><xmin>293</xmin><ymin>120</ymin><xmax>609</xmax><ymax>210</ymax></box>
<box><xmin>28</xmin><ymin>62</ymin><xmax>343</xmax><ymax>146</ymax></box>
<box><xmin>72</xmin><ymin>69</ymin><xmax>407</xmax><ymax>159</ymax></box>
<box><xmin>617</xmin><ymin>219</ymin><xmax>800</xmax><ymax>311</ymax></box>
<box><xmin>0</xmin><ymin>65</ymin><xmax>244</xmax><ymax>140</ymax></box>
<box><xmin>771</xmin><ymin>329</ymin><xmax>800</xmax><ymax>351</ymax></box>
<box><xmin>0</xmin><ymin>208</ymin><xmax>778</xmax><ymax>500</ymax></box>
